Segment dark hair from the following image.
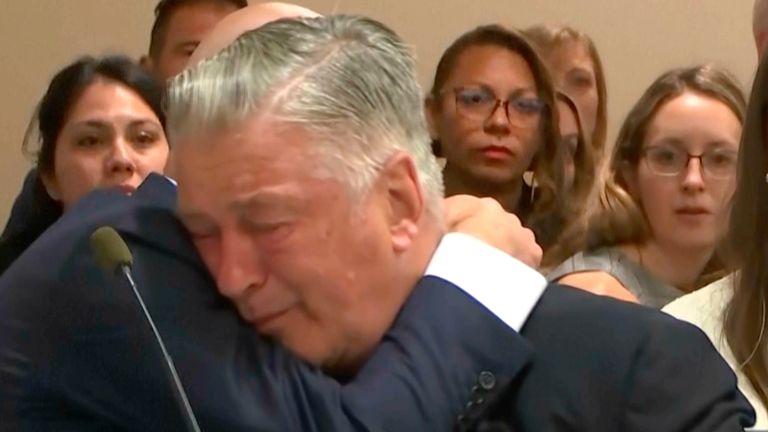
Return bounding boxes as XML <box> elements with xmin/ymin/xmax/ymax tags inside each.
<box><xmin>725</xmin><ymin>48</ymin><xmax>768</xmax><ymax>410</ymax></box>
<box><xmin>148</xmin><ymin>0</ymin><xmax>247</xmax><ymax>58</ymax></box>
<box><xmin>23</xmin><ymin>54</ymin><xmax>166</xmax><ymax>178</ymax></box>
<box><xmin>427</xmin><ymin>24</ymin><xmax>566</xmax><ymax>251</ymax></box>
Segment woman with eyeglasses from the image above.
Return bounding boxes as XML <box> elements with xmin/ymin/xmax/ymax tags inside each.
<box><xmin>548</xmin><ymin>64</ymin><xmax>745</xmax><ymax>308</ymax></box>
<box><xmin>425</xmin><ymin>25</ymin><xmax>567</xmax><ymax>263</ymax></box>
<box><xmin>663</xmin><ymin>55</ymin><xmax>768</xmax><ymax>429</ymax></box>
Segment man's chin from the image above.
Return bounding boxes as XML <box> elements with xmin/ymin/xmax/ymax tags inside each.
<box><xmin>282</xmin><ymin>340</ymin><xmax>363</xmax><ymax>381</ymax></box>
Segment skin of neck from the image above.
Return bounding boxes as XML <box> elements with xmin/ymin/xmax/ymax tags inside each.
<box><xmin>442</xmin><ymin>162</ymin><xmax>524</xmax><ymax>213</ymax></box>
<box><xmin>618</xmin><ymin>239</ymin><xmax>715</xmax><ymax>292</ymax></box>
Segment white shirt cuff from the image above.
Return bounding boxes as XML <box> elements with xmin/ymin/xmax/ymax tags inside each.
<box><xmin>424</xmin><ymin>232</ymin><xmax>547</xmax><ymax>331</ymax></box>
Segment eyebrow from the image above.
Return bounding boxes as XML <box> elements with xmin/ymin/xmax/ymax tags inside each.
<box><xmin>229</xmin><ymin>190</ymin><xmax>302</xmax><ymax>215</ymax></box>
<box><xmin>653</xmin><ymin>136</ymin><xmax>739</xmax><ymax>150</ymax></box>
<box><xmin>70</xmin><ymin>118</ymin><xmax>161</xmax><ymax>129</ymax></box>
<box><xmin>459</xmin><ymin>84</ymin><xmax>538</xmax><ymax>97</ymax></box>
<box><xmin>456</xmin><ymin>81</ymin><xmax>534</xmax><ymax>92</ymax></box>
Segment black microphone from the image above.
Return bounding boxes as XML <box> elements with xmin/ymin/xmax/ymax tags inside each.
<box><xmin>90</xmin><ymin>226</ymin><xmax>202</xmax><ymax>432</ymax></box>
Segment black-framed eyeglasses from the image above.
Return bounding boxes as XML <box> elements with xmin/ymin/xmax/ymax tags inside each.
<box><xmin>641</xmin><ymin>145</ymin><xmax>738</xmax><ymax>179</ymax></box>
<box><xmin>449</xmin><ymin>86</ymin><xmax>545</xmax><ymax>127</ymax></box>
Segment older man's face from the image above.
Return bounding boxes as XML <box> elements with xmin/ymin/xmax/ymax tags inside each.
<box><xmin>174</xmin><ymin>114</ymin><xmax>408</xmax><ymax>371</ymax></box>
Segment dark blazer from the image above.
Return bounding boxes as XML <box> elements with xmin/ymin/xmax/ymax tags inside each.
<box><xmin>0</xmin><ymin>169</ymin><xmax>61</xmax><ymax>276</ymax></box>
<box><xmin>0</xmin><ymin>174</ymin><xmax>526</xmax><ymax>431</ymax></box>
<box><xmin>456</xmin><ymin>285</ymin><xmax>756</xmax><ymax>431</ymax></box>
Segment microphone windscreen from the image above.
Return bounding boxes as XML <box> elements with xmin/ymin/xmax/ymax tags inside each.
<box><xmin>89</xmin><ymin>226</ymin><xmax>133</xmax><ymax>272</ymax></box>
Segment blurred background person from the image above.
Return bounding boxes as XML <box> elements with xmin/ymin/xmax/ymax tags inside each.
<box><xmin>424</xmin><ymin>24</ymin><xmax>567</xmax><ymax>262</ymax></box>
<box><xmin>542</xmin><ymin>90</ymin><xmax>596</xmax><ymax>272</ymax></box>
<box><xmin>0</xmin><ymin>55</ymin><xmax>168</xmax><ymax>275</ymax></box>
<box><xmin>548</xmin><ymin>64</ymin><xmax>745</xmax><ymax>308</ymax></box>
<box><xmin>524</xmin><ymin>23</ymin><xmax>608</xmax><ymax>163</ymax></box>
<box><xmin>140</xmin><ymin>0</ymin><xmax>247</xmax><ymax>82</ymax></box>
<box><xmin>663</xmin><ymin>50</ymin><xmax>768</xmax><ymax>430</ymax></box>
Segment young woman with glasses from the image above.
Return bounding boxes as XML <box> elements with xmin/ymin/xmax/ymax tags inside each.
<box><xmin>663</xmin><ymin>55</ymin><xmax>768</xmax><ymax>429</ymax></box>
<box><xmin>425</xmin><ymin>25</ymin><xmax>568</xmax><ymax>263</ymax></box>
<box><xmin>548</xmin><ymin>64</ymin><xmax>745</xmax><ymax>308</ymax></box>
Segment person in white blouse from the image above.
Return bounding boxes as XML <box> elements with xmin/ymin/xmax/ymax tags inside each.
<box><xmin>664</xmin><ymin>17</ymin><xmax>768</xmax><ymax>428</ymax></box>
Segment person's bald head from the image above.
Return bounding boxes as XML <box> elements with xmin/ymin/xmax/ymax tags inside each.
<box><xmin>189</xmin><ymin>2</ymin><xmax>320</xmax><ymax>65</ymax></box>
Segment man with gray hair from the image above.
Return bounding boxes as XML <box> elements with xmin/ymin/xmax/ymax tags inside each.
<box><xmin>169</xmin><ymin>15</ymin><xmax>754</xmax><ymax>431</ymax></box>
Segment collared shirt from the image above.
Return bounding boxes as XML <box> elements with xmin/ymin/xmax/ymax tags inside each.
<box><xmin>425</xmin><ymin>232</ymin><xmax>547</xmax><ymax>332</ymax></box>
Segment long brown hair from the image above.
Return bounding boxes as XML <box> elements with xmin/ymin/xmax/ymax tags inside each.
<box><xmin>426</xmin><ymin>24</ymin><xmax>566</xmax><ymax>250</ymax></box>
<box><xmin>555</xmin><ymin>90</ymin><xmax>596</xmax><ymax>210</ymax></box>
<box><xmin>523</xmin><ymin>23</ymin><xmax>608</xmax><ymax>162</ymax></box>
<box><xmin>586</xmin><ymin>64</ymin><xmax>745</xmax><ymax>253</ymax></box>
<box><xmin>724</xmin><ymin>49</ymin><xmax>768</xmax><ymax>409</ymax></box>
<box><xmin>543</xmin><ymin>90</ymin><xmax>597</xmax><ymax>267</ymax></box>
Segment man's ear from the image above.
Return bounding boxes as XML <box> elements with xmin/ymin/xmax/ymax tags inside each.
<box><xmin>377</xmin><ymin>152</ymin><xmax>423</xmax><ymax>253</ymax></box>
<box><xmin>39</xmin><ymin>171</ymin><xmax>62</xmax><ymax>202</ymax></box>
<box><xmin>139</xmin><ymin>55</ymin><xmax>154</xmax><ymax>73</ymax></box>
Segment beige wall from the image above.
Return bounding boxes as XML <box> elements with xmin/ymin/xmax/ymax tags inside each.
<box><xmin>0</xmin><ymin>0</ymin><xmax>756</xmax><ymax>225</ymax></box>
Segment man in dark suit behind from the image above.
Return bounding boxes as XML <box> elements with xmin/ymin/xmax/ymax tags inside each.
<box><xmin>163</xmin><ymin>14</ymin><xmax>754</xmax><ymax>431</ymax></box>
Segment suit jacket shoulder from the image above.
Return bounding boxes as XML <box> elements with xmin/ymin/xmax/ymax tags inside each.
<box><xmin>481</xmin><ymin>285</ymin><xmax>755</xmax><ymax>431</ymax></box>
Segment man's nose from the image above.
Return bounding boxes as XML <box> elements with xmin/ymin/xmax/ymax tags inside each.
<box><xmin>215</xmin><ymin>231</ymin><xmax>268</xmax><ymax>300</ymax></box>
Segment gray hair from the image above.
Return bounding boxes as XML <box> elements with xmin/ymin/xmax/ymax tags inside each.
<box><xmin>166</xmin><ymin>15</ymin><xmax>444</xmax><ymax>218</ymax></box>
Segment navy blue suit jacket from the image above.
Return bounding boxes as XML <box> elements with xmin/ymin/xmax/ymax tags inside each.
<box><xmin>457</xmin><ymin>287</ymin><xmax>755</xmax><ymax>431</ymax></box>
<box><xmin>0</xmin><ymin>169</ymin><xmax>61</xmax><ymax>276</ymax></box>
<box><xmin>0</xmin><ymin>174</ymin><xmax>526</xmax><ymax>431</ymax></box>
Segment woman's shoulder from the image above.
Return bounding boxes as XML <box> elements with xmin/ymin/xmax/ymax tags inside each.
<box><xmin>546</xmin><ymin>248</ymin><xmax>614</xmax><ymax>278</ymax></box>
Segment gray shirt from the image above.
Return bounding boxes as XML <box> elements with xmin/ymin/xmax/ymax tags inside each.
<box><xmin>547</xmin><ymin>247</ymin><xmax>685</xmax><ymax>308</ymax></box>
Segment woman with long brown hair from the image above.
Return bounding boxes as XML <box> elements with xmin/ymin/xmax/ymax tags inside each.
<box><xmin>549</xmin><ymin>64</ymin><xmax>745</xmax><ymax>308</ymax></box>
<box><xmin>664</xmin><ymin>55</ymin><xmax>768</xmax><ymax>428</ymax></box>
